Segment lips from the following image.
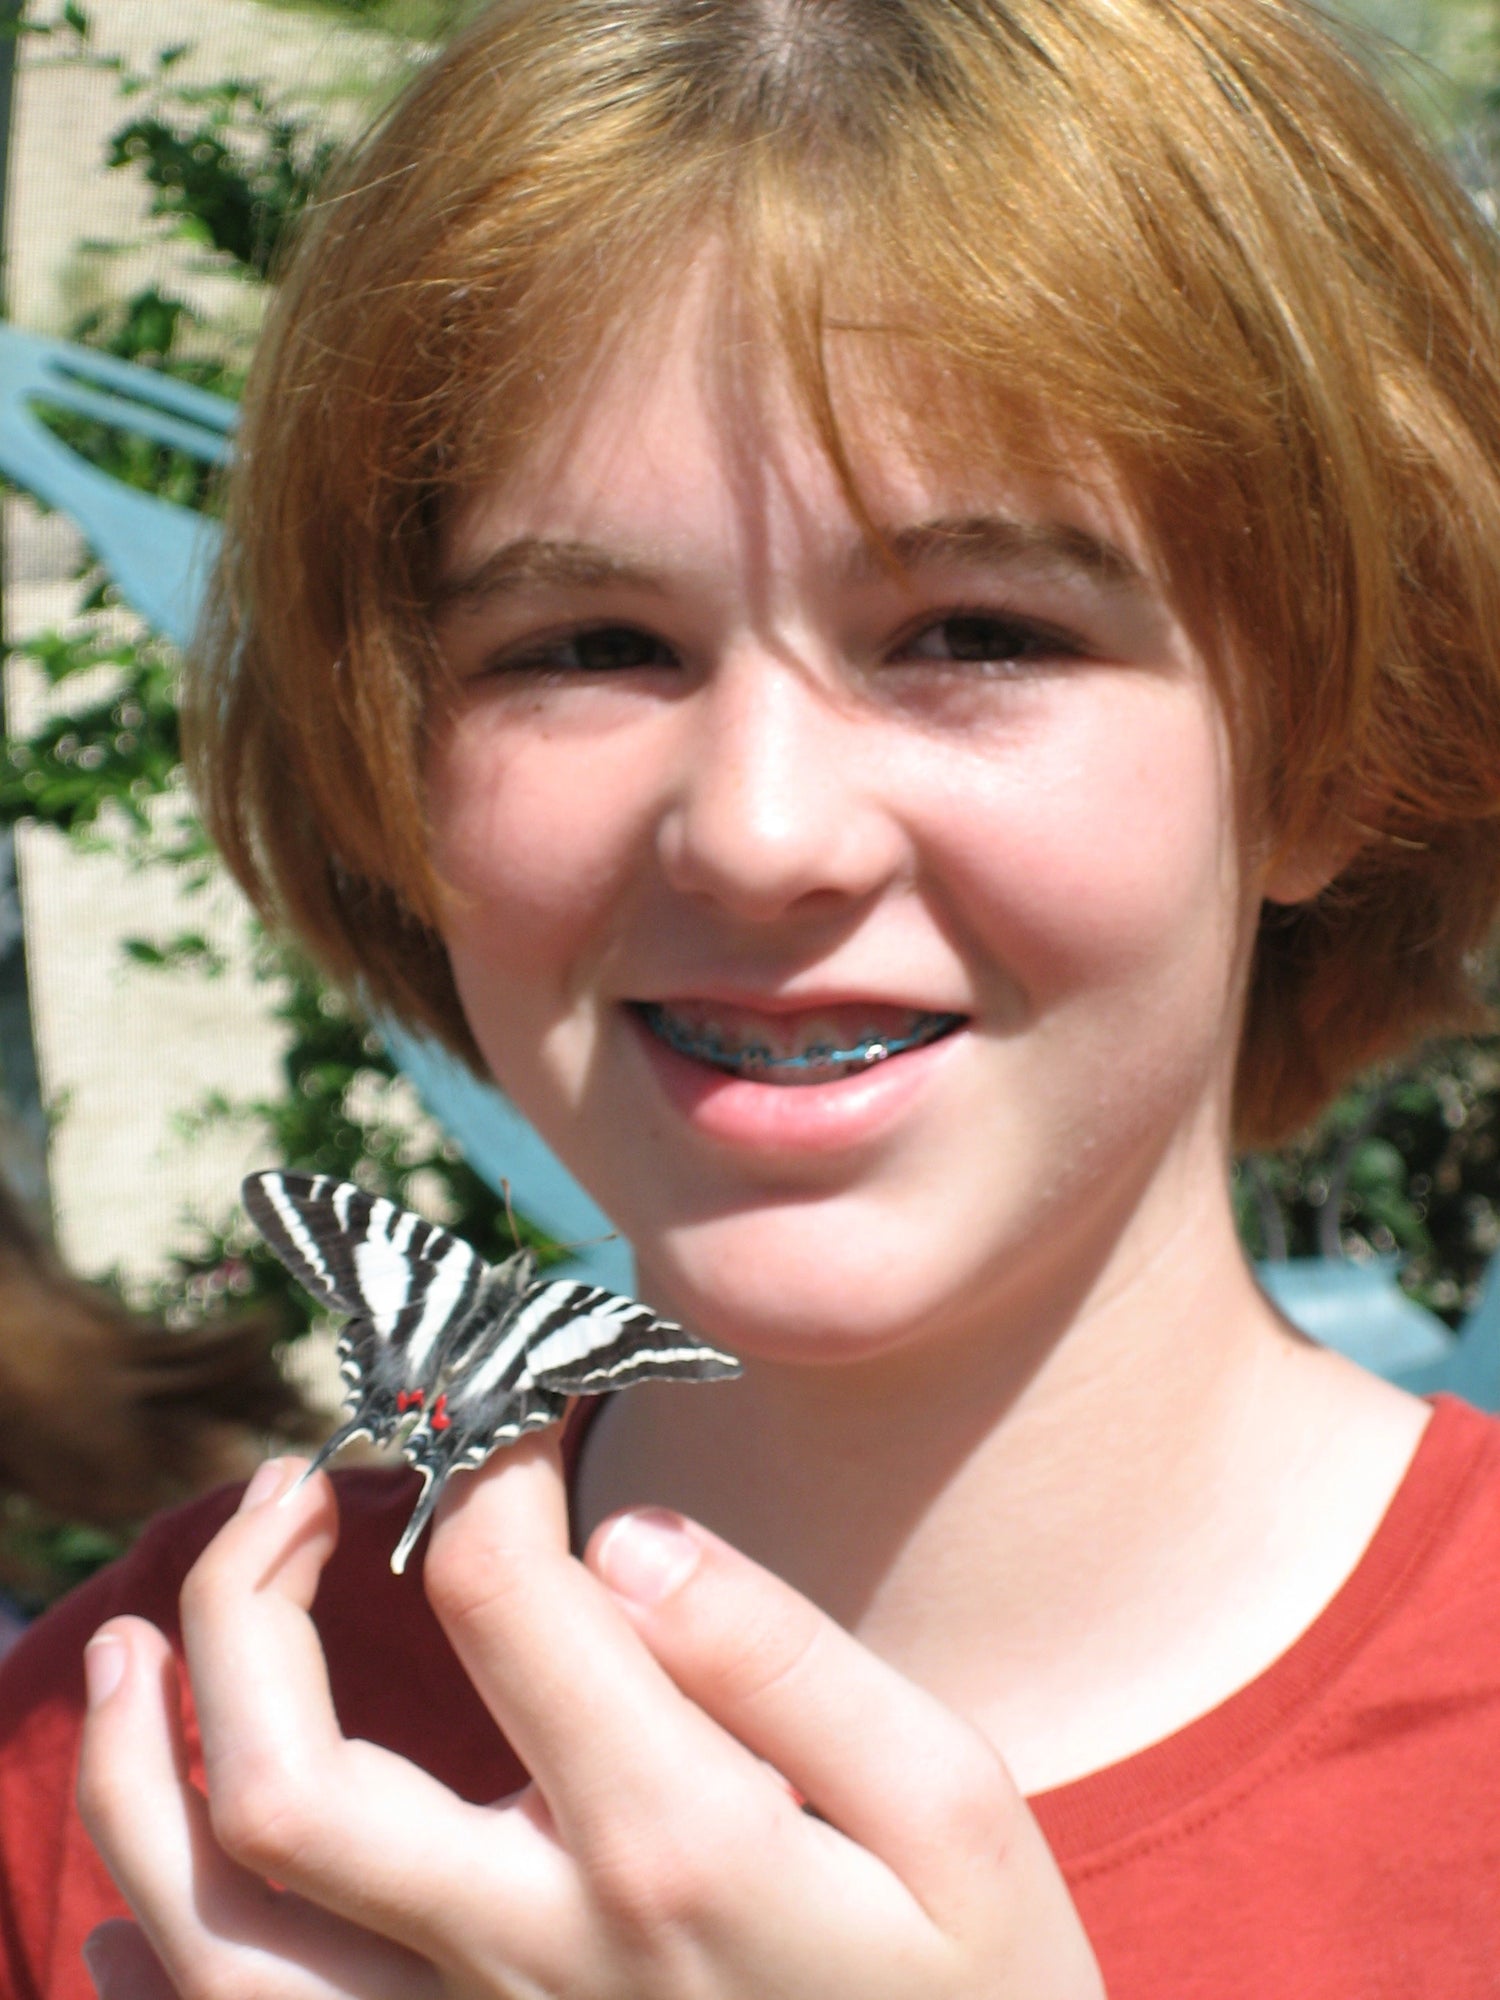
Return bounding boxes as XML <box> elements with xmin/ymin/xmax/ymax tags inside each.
<box><xmin>633</xmin><ymin>1000</ymin><xmax>966</xmax><ymax>1085</ymax></box>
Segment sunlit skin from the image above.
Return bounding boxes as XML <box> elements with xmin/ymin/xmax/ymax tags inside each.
<box><xmin>74</xmin><ymin>265</ymin><xmax>1433</xmax><ymax>2000</ymax></box>
<box><xmin>427</xmin><ymin>269</ymin><xmax>1428</xmax><ymax>1785</ymax></box>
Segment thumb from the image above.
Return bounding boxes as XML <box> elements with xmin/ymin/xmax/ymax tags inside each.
<box><xmin>589</xmin><ymin>1510</ymin><xmax>1102</xmax><ymax>1992</ymax></box>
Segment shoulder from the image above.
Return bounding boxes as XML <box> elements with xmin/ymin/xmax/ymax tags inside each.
<box><xmin>1353</xmin><ymin>1392</ymin><xmax>1500</xmax><ymax>1690</ymax></box>
<box><xmin>1045</xmin><ymin>1396</ymin><xmax>1500</xmax><ymax>1996</ymax></box>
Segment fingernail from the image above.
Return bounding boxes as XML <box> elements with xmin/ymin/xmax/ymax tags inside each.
<box><xmin>83</xmin><ymin>1919</ymin><xmax>151</xmax><ymax>2000</ymax></box>
<box><xmin>596</xmin><ymin>1509</ymin><xmax>701</xmax><ymax>1605</ymax></box>
<box><xmin>84</xmin><ymin>1635</ymin><xmax>126</xmax><ymax>1708</ymax></box>
<box><xmin>81</xmin><ymin>1928</ymin><xmax>111</xmax><ymax>1997</ymax></box>
<box><xmin>237</xmin><ymin>1457</ymin><xmax>287</xmax><ymax>1513</ymax></box>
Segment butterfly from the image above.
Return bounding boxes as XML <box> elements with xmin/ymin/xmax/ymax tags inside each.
<box><xmin>243</xmin><ymin>1171</ymin><xmax>741</xmax><ymax>1572</ymax></box>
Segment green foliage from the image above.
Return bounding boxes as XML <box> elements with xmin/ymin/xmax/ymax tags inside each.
<box><xmin>0</xmin><ymin>601</ymin><xmax>542</xmax><ymax>1353</ymax></box>
<box><xmin>247</xmin><ymin>0</ymin><xmax>486</xmax><ymax>38</ymax></box>
<box><xmin>37</xmin><ymin>286</ymin><xmax>239</xmax><ymax>517</ymax></box>
<box><xmin>0</xmin><ymin>4</ymin><xmax>510</xmax><ymax>1604</ymax></box>
<box><xmin>0</xmin><ymin>1496</ymin><xmax>121</xmax><ymax>1614</ymax></box>
<box><xmin>156</xmin><ymin>959</ymin><xmax>549</xmax><ymax>1345</ymax></box>
<box><xmin>1238</xmin><ymin>1041</ymin><xmax>1500</xmax><ymax>1319</ymax></box>
<box><xmin>0</xmin><ymin>626</ymin><xmax>195</xmax><ymax>853</ymax></box>
<box><xmin>17</xmin><ymin>3</ymin><xmax>91</xmax><ymax>56</ymax></box>
<box><xmin>105</xmin><ymin>79</ymin><xmax>341</xmax><ymax>283</ymax></box>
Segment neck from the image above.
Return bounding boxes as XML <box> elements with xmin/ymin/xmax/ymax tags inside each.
<box><xmin>574</xmin><ymin>1172</ymin><xmax>1427</xmax><ymax>1791</ymax></box>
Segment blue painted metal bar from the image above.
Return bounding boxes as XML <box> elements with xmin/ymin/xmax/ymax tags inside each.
<box><xmin>1254</xmin><ymin>1257</ymin><xmax>1457</xmax><ymax>1385</ymax></box>
<box><xmin>0</xmin><ymin>325</ymin><xmax>222</xmax><ymax>646</ymax></box>
<box><xmin>379</xmin><ymin>1023</ymin><xmax>633</xmax><ymax>1291</ymax></box>
<box><xmin>31</xmin><ymin>376</ymin><xmax>235</xmax><ymax>466</ymax></box>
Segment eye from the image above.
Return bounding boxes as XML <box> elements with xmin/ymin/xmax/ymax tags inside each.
<box><xmin>894</xmin><ymin>611</ymin><xmax>1083</xmax><ymax>670</ymax></box>
<box><xmin>488</xmin><ymin>624</ymin><xmax>676</xmax><ymax>677</ymax></box>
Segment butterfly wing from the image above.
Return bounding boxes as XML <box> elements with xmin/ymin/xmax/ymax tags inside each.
<box><xmin>519</xmin><ymin>1283</ymin><xmax>743</xmax><ymax>1395</ymax></box>
<box><xmin>386</xmin><ymin>1281</ymin><xmax>740</xmax><ymax>1574</ymax></box>
<box><xmin>388</xmin><ymin>1266</ymin><xmax>569</xmax><ymax>1571</ymax></box>
<box><xmin>244</xmin><ymin>1189</ymin><xmax>744</xmax><ymax>1579</ymax></box>
<box><xmin>243</xmin><ymin>1171</ymin><xmax>488</xmax><ymax>1468</ymax></box>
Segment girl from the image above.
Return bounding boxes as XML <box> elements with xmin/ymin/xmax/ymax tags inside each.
<box><xmin>8</xmin><ymin>0</ymin><xmax>1500</xmax><ymax>1991</ymax></box>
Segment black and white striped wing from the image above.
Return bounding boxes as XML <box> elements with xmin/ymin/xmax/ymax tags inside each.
<box><xmin>244</xmin><ymin>1173</ymin><xmax>482</xmax><ymax>1333</ymax></box>
<box><xmin>384</xmin><ymin>1280</ymin><xmax>742</xmax><ymax>1574</ymax></box>
<box><xmin>519</xmin><ymin>1283</ymin><xmax>742</xmax><ymax>1395</ymax></box>
<box><xmin>393</xmin><ymin>1375</ymin><xmax>570</xmax><ymax>1575</ymax></box>
<box><xmin>243</xmin><ymin>1171</ymin><xmax>487</xmax><ymax>1464</ymax></box>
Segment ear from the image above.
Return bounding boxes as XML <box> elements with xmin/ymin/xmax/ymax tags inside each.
<box><xmin>1259</xmin><ymin>821</ymin><xmax>1364</xmax><ymax>907</ymax></box>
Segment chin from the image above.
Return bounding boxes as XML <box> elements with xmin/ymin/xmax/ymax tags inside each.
<box><xmin>636</xmin><ymin>1212</ymin><xmax>982</xmax><ymax>1368</ymax></box>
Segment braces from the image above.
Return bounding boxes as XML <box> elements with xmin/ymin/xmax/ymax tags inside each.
<box><xmin>637</xmin><ymin>1005</ymin><xmax>965</xmax><ymax>1079</ymax></box>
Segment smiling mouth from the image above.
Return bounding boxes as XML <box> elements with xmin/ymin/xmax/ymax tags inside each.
<box><xmin>634</xmin><ymin>1001</ymin><xmax>966</xmax><ymax>1085</ymax></box>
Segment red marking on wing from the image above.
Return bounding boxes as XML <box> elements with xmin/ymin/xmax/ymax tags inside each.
<box><xmin>396</xmin><ymin>1389</ymin><xmax>424</xmax><ymax>1412</ymax></box>
<box><xmin>431</xmin><ymin>1393</ymin><xmax>451</xmax><ymax>1431</ymax></box>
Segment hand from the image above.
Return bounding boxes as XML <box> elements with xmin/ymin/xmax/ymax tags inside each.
<box><xmin>78</xmin><ymin>1443</ymin><xmax>1105</xmax><ymax>1999</ymax></box>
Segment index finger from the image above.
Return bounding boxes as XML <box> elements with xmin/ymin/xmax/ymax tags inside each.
<box><xmin>423</xmin><ymin>1432</ymin><xmax>777</xmax><ymax>1855</ymax></box>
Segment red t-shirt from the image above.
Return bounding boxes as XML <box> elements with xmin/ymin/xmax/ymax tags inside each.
<box><xmin>3</xmin><ymin>1395</ymin><xmax>1500</xmax><ymax>1998</ymax></box>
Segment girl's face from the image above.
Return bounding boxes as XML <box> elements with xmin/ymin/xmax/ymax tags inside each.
<box><xmin>428</xmin><ymin>275</ymin><xmax>1293</xmax><ymax>1364</ymax></box>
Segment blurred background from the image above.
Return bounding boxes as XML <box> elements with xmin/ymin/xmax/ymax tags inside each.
<box><xmin>2</xmin><ymin>0</ymin><xmax>1500</xmax><ymax>1624</ymax></box>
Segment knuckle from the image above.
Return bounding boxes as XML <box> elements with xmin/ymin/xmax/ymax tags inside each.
<box><xmin>701</xmin><ymin>1600</ymin><xmax>826</xmax><ymax>1714</ymax></box>
<box><xmin>919</xmin><ymin>1740</ymin><xmax>1021</xmax><ymax>1858</ymax></box>
<box><xmin>74</xmin><ymin>1743</ymin><xmax>125</xmax><ymax>1845</ymax></box>
<box><xmin>178</xmin><ymin>1544</ymin><xmax>237</xmax><ymax>1629</ymax></box>
<box><xmin>587</xmin><ymin>1820</ymin><xmax>729</xmax><ymax>1942</ymax></box>
<box><xmin>206</xmin><ymin>1751</ymin><xmax>324</xmax><ymax>1878</ymax></box>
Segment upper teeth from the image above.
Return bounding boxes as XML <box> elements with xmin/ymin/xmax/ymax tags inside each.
<box><xmin>639</xmin><ymin>1004</ymin><xmax>959</xmax><ymax>1077</ymax></box>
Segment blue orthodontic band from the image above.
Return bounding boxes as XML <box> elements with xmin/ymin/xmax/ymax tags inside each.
<box><xmin>639</xmin><ymin>1005</ymin><xmax>964</xmax><ymax>1074</ymax></box>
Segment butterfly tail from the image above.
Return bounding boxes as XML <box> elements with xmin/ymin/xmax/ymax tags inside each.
<box><xmin>389</xmin><ymin>1464</ymin><xmax>448</xmax><ymax>1575</ymax></box>
<box><xmin>294</xmin><ymin>1414</ymin><xmax>379</xmax><ymax>1490</ymax></box>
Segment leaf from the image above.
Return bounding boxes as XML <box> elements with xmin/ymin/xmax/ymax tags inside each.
<box><xmin>122</xmin><ymin>932</ymin><xmax>227</xmax><ymax>977</ymax></box>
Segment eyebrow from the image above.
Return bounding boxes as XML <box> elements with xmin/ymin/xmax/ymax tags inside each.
<box><xmin>433</xmin><ymin>512</ymin><xmax>1145</xmax><ymax>611</ymax></box>
<box><xmin>853</xmin><ymin>514</ymin><xmax>1145</xmax><ymax>589</ymax></box>
<box><xmin>434</xmin><ymin>537</ymin><xmax>666</xmax><ymax>610</ymax></box>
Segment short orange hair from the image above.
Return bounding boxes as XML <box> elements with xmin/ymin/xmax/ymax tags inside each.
<box><xmin>189</xmin><ymin>0</ymin><xmax>1500</xmax><ymax>1148</ymax></box>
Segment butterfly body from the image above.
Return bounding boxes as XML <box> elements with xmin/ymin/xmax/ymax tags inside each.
<box><xmin>243</xmin><ymin>1172</ymin><xmax>741</xmax><ymax>1571</ymax></box>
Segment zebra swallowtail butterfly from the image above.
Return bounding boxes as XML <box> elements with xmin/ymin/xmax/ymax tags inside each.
<box><xmin>243</xmin><ymin>1171</ymin><xmax>741</xmax><ymax>1573</ymax></box>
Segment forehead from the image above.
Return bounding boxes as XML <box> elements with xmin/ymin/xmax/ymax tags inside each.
<box><xmin>442</xmin><ymin>257</ymin><xmax>1161</xmax><ymax>599</ymax></box>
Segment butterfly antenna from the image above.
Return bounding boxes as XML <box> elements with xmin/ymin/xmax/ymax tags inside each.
<box><xmin>500</xmin><ymin>1178</ymin><xmax>520</xmax><ymax>1250</ymax></box>
<box><xmin>547</xmin><ymin>1227</ymin><xmax>623</xmax><ymax>1258</ymax></box>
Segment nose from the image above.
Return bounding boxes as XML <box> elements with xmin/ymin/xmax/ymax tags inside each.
<box><xmin>656</xmin><ymin>647</ymin><xmax>907</xmax><ymax>923</ymax></box>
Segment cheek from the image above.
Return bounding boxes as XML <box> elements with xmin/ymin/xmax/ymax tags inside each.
<box><xmin>426</xmin><ymin>708</ymin><xmax>650</xmax><ymax>980</ymax></box>
<box><xmin>928</xmin><ymin>687</ymin><xmax>1244</xmax><ymax>1005</ymax></box>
